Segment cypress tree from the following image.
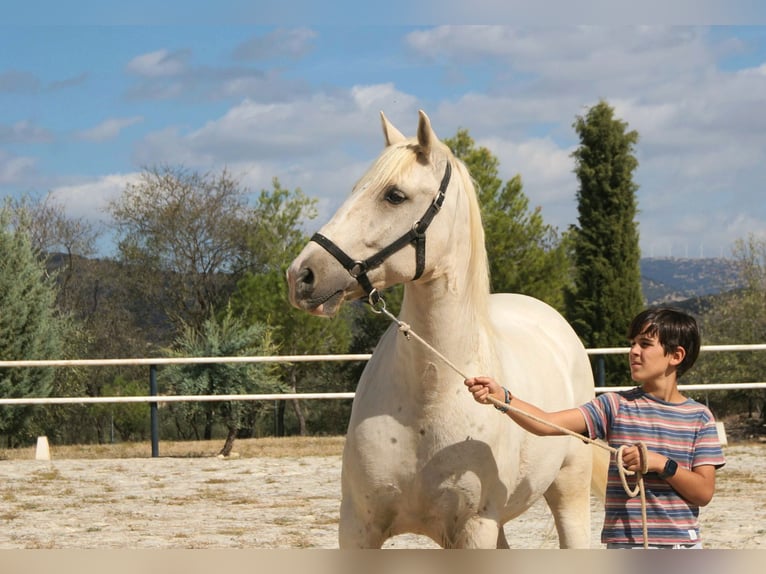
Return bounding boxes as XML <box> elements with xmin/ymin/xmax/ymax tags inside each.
<box><xmin>565</xmin><ymin>100</ymin><xmax>644</xmax><ymax>385</ymax></box>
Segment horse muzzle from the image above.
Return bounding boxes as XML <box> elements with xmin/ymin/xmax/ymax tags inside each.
<box><xmin>286</xmin><ymin>254</ymin><xmax>356</xmax><ymax>317</ymax></box>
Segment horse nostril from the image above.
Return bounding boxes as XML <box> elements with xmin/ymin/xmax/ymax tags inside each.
<box><xmin>298</xmin><ymin>267</ymin><xmax>314</xmax><ymax>288</ymax></box>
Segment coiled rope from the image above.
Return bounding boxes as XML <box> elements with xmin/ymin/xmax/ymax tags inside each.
<box><xmin>371</xmin><ymin>295</ymin><xmax>649</xmax><ymax>548</ymax></box>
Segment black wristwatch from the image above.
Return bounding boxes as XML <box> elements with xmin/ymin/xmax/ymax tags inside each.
<box><xmin>658</xmin><ymin>458</ymin><xmax>678</xmax><ymax>479</ymax></box>
<box><xmin>494</xmin><ymin>387</ymin><xmax>511</xmax><ymax>412</ymax></box>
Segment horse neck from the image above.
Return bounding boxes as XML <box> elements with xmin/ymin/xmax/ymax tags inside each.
<box><xmin>398</xmin><ymin>273</ymin><xmax>490</xmax><ymax>370</ymax></box>
<box><xmin>391</xmin><ymin>158</ymin><xmax>492</xmax><ymax>379</ymax></box>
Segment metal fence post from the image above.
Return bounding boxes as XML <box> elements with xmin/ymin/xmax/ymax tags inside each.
<box><xmin>150</xmin><ymin>364</ymin><xmax>159</xmax><ymax>457</ymax></box>
<box><xmin>597</xmin><ymin>355</ymin><xmax>605</xmax><ymax>387</ymax></box>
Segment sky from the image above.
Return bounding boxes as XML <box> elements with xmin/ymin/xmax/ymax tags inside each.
<box><xmin>3</xmin><ymin>6</ymin><xmax>766</xmax><ymax>260</ymax></box>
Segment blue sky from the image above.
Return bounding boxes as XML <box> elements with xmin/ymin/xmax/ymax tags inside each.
<box><xmin>3</xmin><ymin>11</ymin><xmax>766</xmax><ymax>259</ymax></box>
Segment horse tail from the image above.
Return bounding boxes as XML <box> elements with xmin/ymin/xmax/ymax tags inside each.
<box><xmin>590</xmin><ymin>442</ymin><xmax>610</xmax><ymax>503</ymax></box>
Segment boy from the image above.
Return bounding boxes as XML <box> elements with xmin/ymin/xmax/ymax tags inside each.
<box><xmin>465</xmin><ymin>307</ymin><xmax>725</xmax><ymax>549</ymax></box>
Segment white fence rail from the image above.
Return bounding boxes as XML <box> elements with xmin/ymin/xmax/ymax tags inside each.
<box><xmin>1</xmin><ymin>344</ymin><xmax>765</xmax><ymax>406</ymax></box>
<box><xmin>2</xmin><ymin>385</ymin><xmax>766</xmax><ymax>407</ymax></box>
<box><xmin>2</xmin><ymin>344</ymin><xmax>764</xmax><ymax>456</ymax></box>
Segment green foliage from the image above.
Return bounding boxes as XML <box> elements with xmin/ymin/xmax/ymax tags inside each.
<box><xmin>0</xmin><ymin>209</ymin><xmax>70</xmax><ymax>445</ymax></box>
<box><xmin>230</xmin><ymin>177</ymin><xmax>351</xmax><ymax>360</ymax></box>
<box><xmin>162</xmin><ymin>308</ymin><xmax>282</xmax><ymax>440</ymax></box>
<box><xmin>246</xmin><ymin>177</ymin><xmax>318</xmax><ymax>273</ymax></box>
<box><xmin>443</xmin><ymin>129</ymin><xmax>571</xmax><ymax>309</ymax></box>
<box><xmin>233</xmin><ymin>269</ymin><xmax>352</xmax><ymax>356</ymax></box>
<box><xmin>564</xmin><ymin>100</ymin><xmax>643</xmax><ymax>385</ymax></box>
<box><xmin>230</xmin><ymin>180</ymin><xmax>352</xmax><ymax>435</ymax></box>
<box><xmin>347</xmin><ymin>286</ymin><xmax>402</xmax><ymax>355</ymax></box>
<box><xmin>5</xmin><ymin>193</ymin><xmax>153</xmax><ymax>444</ymax></box>
<box><xmin>30</xmin><ymin>374</ymin><xmax>151</xmax><ymax>446</ymax></box>
<box><xmin>691</xmin><ymin>235</ymin><xmax>766</xmax><ymax>419</ymax></box>
<box><xmin>98</xmin><ymin>377</ymin><xmax>152</xmax><ymax>442</ymax></box>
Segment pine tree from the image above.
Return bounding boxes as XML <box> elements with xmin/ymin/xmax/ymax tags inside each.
<box><xmin>162</xmin><ymin>308</ymin><xmax>282</xmax><ymax>453</ymax></box>
<box><xmin>565</xmin><ymin>100</ymin><xmax>644</xmax><ymax>385</ymax></box>
<box><xmin>0</xmin><ymin>210</ymin><xmax>66</xmax><ymax>445</ymax></box>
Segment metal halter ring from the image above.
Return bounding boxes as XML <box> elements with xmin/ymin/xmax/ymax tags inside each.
<box><xmin>349</xmin><ymin>261</ymin><xmax>367</xmax><ymax>279</ymax></box>
<box><xmin>368</xmin><ymin>290</ymin><xmax>386</xmax><ymax>314</ymax></box>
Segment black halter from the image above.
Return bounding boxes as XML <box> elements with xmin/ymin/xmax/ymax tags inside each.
<box><xmin>311</xmin><ymin>161</ymin><xmax>452</xmax><ymax>305</ymax></box>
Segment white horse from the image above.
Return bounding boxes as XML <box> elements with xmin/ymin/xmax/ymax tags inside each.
<box><xmin>287</xmin><ymin>110</ymin><xmax>606</xmax><ymax>548</ymax></box>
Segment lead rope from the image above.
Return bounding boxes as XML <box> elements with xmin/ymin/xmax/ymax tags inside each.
<box><xmin>370</xmin><ymin>294</ymin><xmax>650</xmax><ymax>549</ymax></box>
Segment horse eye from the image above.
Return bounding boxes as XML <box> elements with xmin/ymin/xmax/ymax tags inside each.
<box><xmin>384</xmin><ymin>188</ymin><xmax>407</xmax><ymax>205</ymax></box>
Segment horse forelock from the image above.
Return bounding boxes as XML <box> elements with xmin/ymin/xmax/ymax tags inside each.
<box><xmin>352</xmin><ymin>143</ymin><xmax>416</xmax><ymax>196</ymax></box>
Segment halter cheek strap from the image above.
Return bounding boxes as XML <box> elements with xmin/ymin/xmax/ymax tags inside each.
<box><xmin>311</xmin><ymin>161</ymin><xmax>452</xmax><ymax>304</ymax></box>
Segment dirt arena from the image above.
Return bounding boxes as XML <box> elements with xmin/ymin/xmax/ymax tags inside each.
<box><xmin>1</xmin><ymin>440</ymin><xmax>764</xmax><ymax>549</ymax></box>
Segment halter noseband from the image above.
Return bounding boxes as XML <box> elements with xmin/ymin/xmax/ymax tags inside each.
<box><xmin>311</xmin><ymin>161</ymin><xmax>452</xmax><ymax>305</ymax></box>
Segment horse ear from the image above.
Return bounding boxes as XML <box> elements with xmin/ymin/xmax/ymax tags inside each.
<box><xmin>380</xmin><ymin>111</ymin><xmax>406</xmax><ymax>146</ymax></box>
<box><xmin>416</xmin><ymin>109</ymin><xmax>436</xmax><ymax>159</ymax></box>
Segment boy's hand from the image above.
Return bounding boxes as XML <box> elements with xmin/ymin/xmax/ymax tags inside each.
<box><xmin>619</xmin><ymin>444</ymin><xmax>645</xmax><ymax>473</ymax></box>
<box><xmin>464</xmin><ymin>376</ymin><xmax>503</xmax><ymax>405</ymax></box>
<box><xmin>621</xmin><ymin>444</ymin><xmax>666</xmax><ymax>475</ymax></box>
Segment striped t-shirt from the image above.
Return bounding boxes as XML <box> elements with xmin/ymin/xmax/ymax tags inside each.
<box><xmin>578</xmin><ymin>387</ymin><xmax>725</xmax><ymax>546</ymax></box>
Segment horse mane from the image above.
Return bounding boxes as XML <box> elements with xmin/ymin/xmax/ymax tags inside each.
<box><xmin>354</xmin><ymin>139</ymin><xmax>491</xmax><ymax>315</ymax></box>
<box><xmin>445</xmin><ymin>151</ymin><xmax>491</xmax><ymax>316</ymax></box>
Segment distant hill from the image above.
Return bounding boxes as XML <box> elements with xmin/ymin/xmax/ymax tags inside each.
<box><xmin>640</xmin><ymin>257</ymin><xmax>743</xmax><ymax>305</ymax></box>
<box><xmin>46</xmin><ymin>253</ymin><xmax>742</xmax><ymax>312</ymax></box>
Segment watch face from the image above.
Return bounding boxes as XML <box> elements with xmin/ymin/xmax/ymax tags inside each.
<box><xmin>662</xmin><ymin>458</ymin><xmax>678</xmax><ymax>478</ymax></box>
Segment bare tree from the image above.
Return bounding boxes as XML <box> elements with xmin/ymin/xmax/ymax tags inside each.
<box><xmin>108</xmin><ymin>166</ymin><xmax>255</xmax><ymax>337</ymax></box>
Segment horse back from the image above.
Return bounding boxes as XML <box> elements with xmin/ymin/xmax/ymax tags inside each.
<box><xmin>486</xmin><ymin>293</ymin><xmax>596</xmax><ymax>408</ymax></box>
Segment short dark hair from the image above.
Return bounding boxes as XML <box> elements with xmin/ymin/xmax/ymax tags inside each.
<box><xmin>627</xmin><ymin>307</ymin><xmax>701</xmax><ymax>378</ymax></box>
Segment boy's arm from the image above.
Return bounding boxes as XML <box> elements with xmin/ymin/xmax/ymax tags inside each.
<box><xmin>664</xmin><ymin>462</ymin><xmax>716</xmax><ymax>506</ymax></box>
<box><xmin>621</xmin><ymin>446</ymin><xmax>717</xmax><ymax>506</ymax></box>
<box><xmin>464</xmin><ymin>376</ymin><xmax>588</xmax><ymax>436</ymax></box>
<box><xmin>618</xmin><ymin>447</ymin><xmax>717</xmax><ymax>506</ymax></box>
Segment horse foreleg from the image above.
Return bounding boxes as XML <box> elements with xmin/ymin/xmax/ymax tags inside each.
<box><xmin>452</xmin><ymin>515</ymin><xmax>504</xmax><ymax>549</ymax></box>
<box><xmin>543</xmin><ymin>451</ymin><xmax>593</xmax><ymax>549</ymax></box>
<box><xmin>338</xmin><ymin>497</ymin><xmax>386</xmax><ymax>549</ymax></box>
<box><xmin>496</xmin><ymin>526</ymin><xmax>510</xmax><ymax>548</ymax></box>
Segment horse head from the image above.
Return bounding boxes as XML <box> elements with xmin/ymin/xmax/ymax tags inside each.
<box><xmin>287</xmin><ymin>110</ymin><xmax>481</xmax><ymax>317</ymax></box>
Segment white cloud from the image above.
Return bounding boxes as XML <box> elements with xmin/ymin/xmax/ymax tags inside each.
<box><xmin>12</xmin><ymin>26</ymin><xmax>765</xmax><ymax>261</ymax></box>
<box><xmin>739</xmin><ymin>62</ymin><xmax>766</xmax><ymax>76</ymax></box>
<box><xmin>351</xmin><ymin>83</ymin><xmax>418</xmax><ymax>113</ymax></box>
<box><xmin>0</xmin><ymin>120</ymin><xmax>52</xmax><ymax>144</ymax></box>
<box><xmin>49</xmin><ymin>173</ymin><xmax>141</xmax><ymax>221</ymax></box>
<box><xmin>133</xmin><ymin>84</ymin><xmax>419</xmax><ymax>168</ymax></box>
<box><xmin>404</xmin><ymin>2</ymin><xmax>758</xmax><ymax>25</ymax></box>
<box><xmin>78</xmin><ymin>117</ymin><xmax>144</xmax><ymax>142</ymax></box>
<box><xmin>127</xmin><ymin>49</ymin><xmax>189</xmax><ymax>77</ymax></box>
<box><xmin>481</xmin><ymin>135</ymin><xmax>574</xmax><ymax>195</ymax></box>
<box><xmin>232</xmin><ymin>28</ymin><xmax>317</xmax><ymax>61</ymax></box>
<box><xmin>0</xmin><ymin>150</ymin><xmax>36</xmax><ymax>184</ymax></box>
<box><xmin>475</xmin><ymin>135</ymin><xmax>579</xmax><ymax>232</ymax></box>
<box><xmin>407</xmin><ymin>26</ymin><xmax>713</xmax><ymax>77</ymax></box>
<box><xmin>125</xmin><ymin>25</ymin><xmax>766</xmax><ymax>255</ymax></box>
<box><xmin>402</xmin><ymin>27</ymin><xmax>766</xmax><ymax>256</ymax></box>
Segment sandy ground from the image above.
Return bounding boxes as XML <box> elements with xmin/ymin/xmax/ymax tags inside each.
<box><xmin>0</xmin><ymin>442</ymin><xmax>764</xmax><ymax>549</ymax></box>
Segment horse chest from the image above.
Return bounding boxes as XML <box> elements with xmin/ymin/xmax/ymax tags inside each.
<box><xmin>345</xmin><ymin>415</ymin><xmax>505</xmax><ymax>508</ymax></box>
